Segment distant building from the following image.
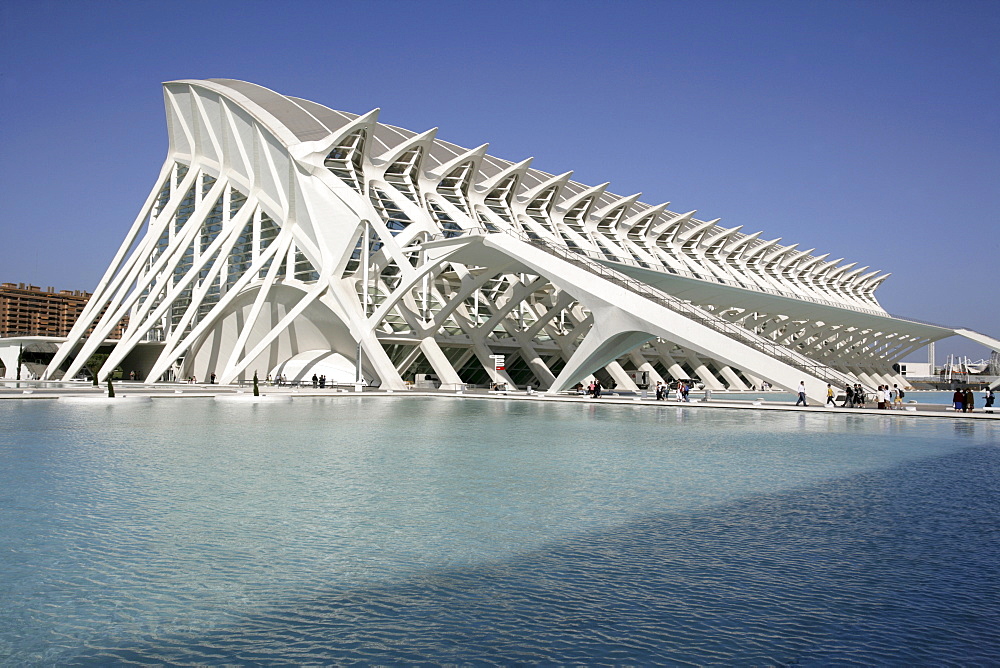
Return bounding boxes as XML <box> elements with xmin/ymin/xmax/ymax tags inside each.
<box><xmin>0</xmin><ymin>284</ymin><xmax>127</xmax><ymax>380</ymax></box>
<box><xmin>0</xmin><ymin>283</ymin><xmax>126</xmax><ymax>339</ymax></box>
<box><xmin>898</xmin><ymin>362</ymin><xmax>933</xmax><ymax>377</ymax></box>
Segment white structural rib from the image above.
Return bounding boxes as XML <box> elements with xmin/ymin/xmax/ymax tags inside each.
<box><xmin>41</xmin><ymin>79</ymin><xmax>991</xmax><ymax>401</ymax></box>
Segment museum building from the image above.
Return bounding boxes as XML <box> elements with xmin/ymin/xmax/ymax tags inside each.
<box><xmin>36</xmin><ymin>79</ymin><xmax>999</xmax><ymax>401</ymax></box>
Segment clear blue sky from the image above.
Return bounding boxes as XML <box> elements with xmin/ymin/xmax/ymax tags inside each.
<box><xmin>2</xmin><ymin>0</ymin><xmax>997</xmax><ymax>362</ymax></box>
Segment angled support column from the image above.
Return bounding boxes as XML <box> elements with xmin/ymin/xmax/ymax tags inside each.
<box><xmin>547</xmin><ymin>320</ymin><xmax>651</xmax><ymax>394</ymax></box>
<box><xmin>954</xmin><ymin>328</ymin><xmax>1000</xmax><ymax>355</ymax></box>
<box><xmin>888</xmin><ymin>371</ymin><xmax>909</xmax><ymax>387</ymax></box>
<box><xmin>686</xmin><ymin>354</ymin><xmax>725</xmax><ymax>390</ymax></box>
<box><xmin>715</xmin><ymin>363</ymin><xmax>750</xmax><ymax>390</ymax></box>
<box><xmin>651</xmin><ymin>343</ymin><xmax>688</xmax><ymax>381</ymax></box>
<box><xmin>604</xmin><ymin>360</ymin><xmax>639</xmax><ymax>392</ymax></box>
<box><xmin>471</xmin><ymin>341</ymin><xmax>516</xmax><ymax>388</ymax></box>
<box><xmin>857</xmin><ymin>370</ymin><xmax>879</xmax><ymax>388</ymax></box>
<box><xmin>517</xmin><ymin>342</ymin><xmax>557</xmax><ymax>388</ymax></box>
<box><xmin>323</xmin><ymin>297</ymin><xmax>407</xmax><ymax>392</ymax></box>
<box><xmin>450</xmin><ymin>348</ymin><xmax>476</xmax><ymax>376</ymax></box>
<box><xmin>868</xmin><ymin>368</ymin><xmax>893</xmax><ymax>387</ymax></box>
<box><xmin>628</xmin><ymin>350</ymin><xmax>666</xmax><ymax>386</ymax></box>
<box><xmin>418</xmin><ymin>337</ymin><xmax>464</xmax><ymax>387</ymax></box>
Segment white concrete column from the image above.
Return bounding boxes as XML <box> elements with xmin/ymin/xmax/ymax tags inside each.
<box><xmin>419</xmin><ymin>337</ymin><xmax>464</xmax><ymax>387</ymax></box>
<box><xmin>651</xmin><ymin>343</ymin><xmax>687</xmax><ymax>381</ymax></box>
<box><xmin>628</xmin><ymin>350</ymin><xmax>666</xmax><ymax>385</ymax></box>
<box><xmin>857</xmin><ymin>370</ymin><xmax>879</xmax><ymax>388</ymax></box>
<box><xmin>604</xmin><ymin>360</ymin><xmax>639</xmax><ymax>392</ymax></box>
<box><xmin>687</xmin><ymin>354</ymin><xmax>725</xmax><ymax>391</ymax></box>
<box><xmin>884</xmin><ymin>370</ymin><xmax>908</xmax><ymax>388</ymax></box>
<box><xmin>451</xmin><ymin>348</ymin><xmax>476</xmax><ymax>378</ymax></box>
<box><xmin>471</xmin><ymin>341</ymin><xmax>517</xmax><ymax>388</ymax></box>
<box><xmin>518</xmin><ymin>342</ymin><xmax>557</xmax><ymax>389</ymax></box>
<box><xmin>867</xmin><ymin>368</ymin><xmax>893</xmax><ymax>387</ymax></box>
<box><xmin>545</xmin><ymin>318</ymin><xmax>650</xmax><ymax>394</ymax></box>
<box><xmin>715</xmin><ymin>364</ymin><xmax>750</xmax><ymax>390</ymax></box>
<box><xmin>0</xmin><ymin>344</ymin><xmax>18</xmax><ymax>379</ymax></box>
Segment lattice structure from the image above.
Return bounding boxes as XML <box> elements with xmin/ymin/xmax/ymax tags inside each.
<box><xmin>47</xmin><ymin>79</ymin><xmax>980</xmax><ymax>401</ymax></box>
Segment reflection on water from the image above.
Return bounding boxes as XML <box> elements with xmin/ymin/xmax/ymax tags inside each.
<box><xmin>0</xmin><ymin>397</ymin><xmax>997</xmax><ymax>664</ymax></box>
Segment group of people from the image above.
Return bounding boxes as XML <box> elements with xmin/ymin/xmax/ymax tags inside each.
<box><xmin>840</xmin><ymin>383</ymin><xmax>873</xmax><ymax>408</ymax></box>
<box><xmin>260</xmin><ymin>373</ymin><xmax>333</xmax><ymax>387</ymax></box>
<box><xmin>953</xmin><ymin>387</ymin><xmax>995</xmax><ymax>412</ymax></box>
<box><xmin>872</xmin><ymin>384</ymin><xmax>905</xmax><ymax>410</ymax></box>
<box><xmin>653</xmin><ymin>380</ymin><xmax>693</xmax><ymax>402</ymax></box>
<box><xmin>806</xmin><ymin>382</ymin><xmax>996</xmax><ymax>412</ymax></box>
<box><xmin>804</xmin><ymin>382</ymin><xmax>907</xmax><ymax>409</ymax></box>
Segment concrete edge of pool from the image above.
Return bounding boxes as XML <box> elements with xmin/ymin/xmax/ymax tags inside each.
<box><xmin>2</xmin><ymin>384</ymin><xmax>999</xmax><ymax>420</ymax></box>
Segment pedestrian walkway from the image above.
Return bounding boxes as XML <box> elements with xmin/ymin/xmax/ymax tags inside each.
<box><xmin>3</xmin><ymin>380</ymin><xmax>998</xmax><ymax>421</ymax></box>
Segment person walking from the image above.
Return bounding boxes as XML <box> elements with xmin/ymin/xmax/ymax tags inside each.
<box><xmin>986</xmin><ymin>387</ymin><xmax>995</xmax><ymax>408</ymax></box>
<box><xmin>963</xmin><ymin>387</ymin><xmax>974</xmax><ymax>413</ymax></box>
<box><xmin>795</xmin><ymin>381</ymin><xmax>807</xmax><ymax>406</ymax></box>
<box><xmin>826</xmin><ymin>383</ymin><xmax>836</xmax><ymax>407</ymax></box>
<box><xmin>842</xmin><ymin>384</ymin><xmax>854</xmax><ymax>408</ymax></box>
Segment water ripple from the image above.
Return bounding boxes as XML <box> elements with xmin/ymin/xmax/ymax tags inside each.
<box><xmin>1</xmin><ymin>399</ymin><xmax>997</xmax><ymax>665</ymax></box>
<box><xmin>13</xmin><ymin>450</ymin><xmax>985</xmax><ymax>664</ymax></box>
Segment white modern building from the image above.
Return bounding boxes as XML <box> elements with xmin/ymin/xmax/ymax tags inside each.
<box><xmin>40</xmin><ymin>79</ymin><xmax>1000</xmax><ymax>401</ymax></box>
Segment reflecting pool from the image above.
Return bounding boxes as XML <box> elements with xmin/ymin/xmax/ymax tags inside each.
<box><xmin>1</xmin><ymin>398</ymin><xmax>998</xmax><ymax>664</ymax></box>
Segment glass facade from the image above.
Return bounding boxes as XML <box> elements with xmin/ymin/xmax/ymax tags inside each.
<box><xmin>427</xmin><ymin>201</ymin><xmax>464</xmax><ymax>238</ymax></box>
<box><xmin>437</xmin><ymin>162</ymin><xmax>473</xmax><ymax>214</ymax></box>
<box><xmin>325</xmin><ymin>129</ymin><xmax>366</xmax><ymax>194</ymax></box>
<box><xmin>370</xmin><ymin>187</ymin><xmax>412</xmax><ymax>235</ymax></box>
<box><xmin>383</xmin><ymin>147</ymin><xmax>422</xmax><ymax>204</ymax></box>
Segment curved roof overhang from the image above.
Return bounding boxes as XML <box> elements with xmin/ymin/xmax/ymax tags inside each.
<box><xmin>606</xmin><ymin>261</ymin><xmax>954</xmax><ymax>340</ymax></box>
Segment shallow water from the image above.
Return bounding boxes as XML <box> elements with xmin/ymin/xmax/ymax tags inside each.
<box><xmin>1</xmin><ymin>397</ymin><xmax>997</xmax><ymax>664</ymax></box>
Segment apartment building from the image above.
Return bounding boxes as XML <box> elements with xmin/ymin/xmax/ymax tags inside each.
<box><xmin>0</xmin><ymin>283</ymin><xmax>124</xmax><ymax>339</ymax></box>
